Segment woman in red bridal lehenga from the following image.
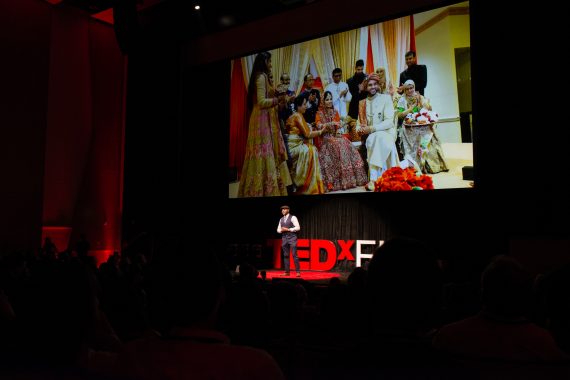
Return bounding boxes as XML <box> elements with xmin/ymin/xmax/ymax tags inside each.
<box><xmin>315</xmin><ymin>91</ymin><xmax>368</xmax><ymax>192</ymax></box>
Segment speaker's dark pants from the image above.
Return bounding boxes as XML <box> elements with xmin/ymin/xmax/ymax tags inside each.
<box><xmin>282</xmin><ymin>236</ymin><xmax>299</xmax><ymax>273</ymax></box>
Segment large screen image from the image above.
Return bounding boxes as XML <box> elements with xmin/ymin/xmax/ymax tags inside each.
<box><xmin>229</xmin><ymin>2</ymin><xmax>472</xmax><ymax>198</ymax></box>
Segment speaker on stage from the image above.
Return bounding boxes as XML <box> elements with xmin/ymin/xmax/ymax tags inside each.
<box><xmin>113</xmin><ymin>0</ymin><xmax>140</xmax><ymax>54</ymax></box>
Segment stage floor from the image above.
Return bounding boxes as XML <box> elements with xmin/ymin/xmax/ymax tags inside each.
<box><xmin>256</xmin><ymin>269</ymin><xmax>348</xmax><ymax>284</ymax></box>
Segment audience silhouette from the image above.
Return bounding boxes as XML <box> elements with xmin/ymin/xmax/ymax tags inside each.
<box><xmin>2</xmin><ymin>236</ymin><xmax>570</xmax><ymax>380</ymax></box>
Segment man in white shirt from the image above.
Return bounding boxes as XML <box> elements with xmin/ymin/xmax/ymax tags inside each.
<box><xmin>276</xmin><ymin>205</ymin><xmax>301</xmax><ymax>277</ymax></box>
<box><xmin>324</xmin><ymin>68</ymin><xmax>351</xmax><ymax>121</ymax></box>
<box><xmin>356</xmin><ymin>73</ymin><xmax>399</xmax><ymax>190</ymax></box>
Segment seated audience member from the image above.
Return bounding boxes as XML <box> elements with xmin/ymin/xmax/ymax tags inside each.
<box><xmin>41</xmin><ymin>237</ymin><xmax>58</xmax><ymax>260</ymax></box>
<box><xmin>534</xmin><ymin>263</ymin><xmax>570</xmax><ymax>354</ymax></box>
<box><xmin>433</xmin><ymin>255</ymin><xmax>569</xmax><ymax>362</ymax></box>
<box><xmin>116</xmin><ymin>246</ymin><xmax>285</xmax><ymax>380</ymax></box>
<box><xmin>224</xmin><ymin>262</ymin><xmax>270</xmax><ymax>348</ymax></box>
<box><xmin>5</xmin><ymin>259</ymin><xmax>121</xmax><ymax>377</ymax></box>
<box><xmin>317</xmin><ymin>237</ymin><xmax>444</xmax><ymax>378</ymax></box>
<box><xmin>366</xmin><ymin>237</ymin><xmax>443</xmax><ymax>339</ymax></box>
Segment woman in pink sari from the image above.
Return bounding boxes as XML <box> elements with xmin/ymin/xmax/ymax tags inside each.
<box><xmin>238</xmin><ymin>52</ymin><xmax>291</xmax><ymax>197</ymax></box>
<box><xmin>315</xmin><ymin>91</ymin><xmax>368</xmax><ymax>191</ymax></box>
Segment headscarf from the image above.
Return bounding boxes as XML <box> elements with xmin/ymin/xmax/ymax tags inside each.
<box><xmin>375</xmin><ymin>67</ymin><xmax>387</xmax><ymax>91</ymax></box>
<box><xmin>403</xmin><ymin>79</ymin><xmax>417</xmax><ymax>99</ymax></box>
<box><xmin>403</xmin><ymin>79</ymin><xmax>420</xmax><ymax>108</ymax></box>
<box><xmin>375</xmin><ymin>67</ymin><xmax>386</xmax><ymax>79</ymax></box>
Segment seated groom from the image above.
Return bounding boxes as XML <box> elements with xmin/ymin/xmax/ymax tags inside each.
<box><xmin>356</xmin><ymin>73</ymin><xmax>399</xmax><ymax>190</ymax></box>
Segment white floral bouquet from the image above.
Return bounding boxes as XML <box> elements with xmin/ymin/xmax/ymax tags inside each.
<box><xmin>404</xmin><ymin>108</ymin><xmax>439</xmax><ymax>126</ymax></box>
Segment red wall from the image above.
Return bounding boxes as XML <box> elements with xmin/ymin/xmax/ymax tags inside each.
<box><xmin>0</xmin><ymin>0</ymin><xmax>125</xmax><ymax>256</ymax></box>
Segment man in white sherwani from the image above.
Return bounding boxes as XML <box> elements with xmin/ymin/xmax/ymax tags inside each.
<box><xmin>356</xmin><ymin>72</ymin><xmax>399</xmax><ymax>190</ymax></box>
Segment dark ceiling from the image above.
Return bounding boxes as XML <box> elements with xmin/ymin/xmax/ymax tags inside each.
<box><xmin>62</xmin><ymin>0</ymin><xmax>317</xmax><ymax>38</ymax></box>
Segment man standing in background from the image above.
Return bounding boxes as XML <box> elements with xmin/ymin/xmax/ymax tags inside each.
<box><xmin>399</xmin><ymin>51</ymin><xmax>427</xmax><ymax>95</ymax></box>
<box><xmin>347</xmin><ymin>59</ymin><xmax>368</xmax><ymax>119</ymax></box>
<box><xmin>325</xmin><ymin>68</ymin><xmax>351</xmax><ymax>121</ymax></box>
<box><xmin>279</xmin><ymin>73</ymin><xmax>296</xmax><ymax>99</ymax></box>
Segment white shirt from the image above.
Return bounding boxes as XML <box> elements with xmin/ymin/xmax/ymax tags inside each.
<box><xmin>276</xmin><ymin>215</ymin><xmax>300</xmax><ymax>233</ymax></box>
<box><xmin>324</xmin><ymin>81</ymin><xmax>351</xmax><ymax>119</ymax></box>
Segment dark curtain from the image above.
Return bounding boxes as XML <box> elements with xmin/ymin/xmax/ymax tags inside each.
<box><xmin>0</xmin><ymin>0</ymin><xmax>51</xmax><ymax>255</ymax></box>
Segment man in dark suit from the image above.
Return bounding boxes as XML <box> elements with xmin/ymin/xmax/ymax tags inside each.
<box><xmin>399</xmin><ymin>51</ymin><xmax>427</xmax><ymax>96</ymax></box>
<box><xmin>347</xmin><ymin>59</ymin><xmax>368</xmax><ymax>119</ymax></box>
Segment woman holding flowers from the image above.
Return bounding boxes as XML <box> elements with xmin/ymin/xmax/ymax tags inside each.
<box><xmin>396</xmin><ymin>79</ymin><xmax>448</xmax><ymax>174</ymax></box>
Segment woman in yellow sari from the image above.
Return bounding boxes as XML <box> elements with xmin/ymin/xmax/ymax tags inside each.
<box><xmin>285</xmin><ymin>94</ymin><xmax>326</xmax><ymax>195</ymax></box>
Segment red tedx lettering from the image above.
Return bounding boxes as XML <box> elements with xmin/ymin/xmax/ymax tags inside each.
<box><xmin>268</xmin><ymin>239</ymin><xmax>312</xmax><ymax>270</ymax></box>
<box><xmin>337</xmin><ymin>240</ymin><xmax>355</xmax><ymax>261</ymax></box>
<box><xmin>310</xmin><ymin>239</ymin><xmax>337</xmax><ymax>271</ymax></box>
<box><xmin>296</xmin><ymin>239</ymin><xmax>310</xmax><ymax>271</ymax></box>
<box><xmin>268</xmin><ymin>238</ymin><xmax>362</xmax><ymax>270</ymax></box>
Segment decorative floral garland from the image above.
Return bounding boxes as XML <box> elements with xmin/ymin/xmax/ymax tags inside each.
<box><xmin>374</xmin><ymin>167</ymin><xmax>434</xmax><ymax>192</ymax></box>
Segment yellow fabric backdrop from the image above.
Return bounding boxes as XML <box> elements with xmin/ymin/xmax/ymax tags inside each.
<box><xmin>329</xmin><ymin>28</ymin><xmax>361</xmax><ymax>82</ymax></box>
<box><xmin>270</xmin><ymin>45</ymin><xmax>292</xmax><ymax>87</ymax></box>
<box><xmin>382</xmin><ymin>17</ymin><xmax>410</xmax><ymax>87</ymax></box>
<box><xmin>239</xmin><ymin>18</ymin><xmax>409</xmax><ymax>96</ymax></box>
<box><xmin>293</xmin><ymin>42</ymin><xmax>311</xmax><ymax>95</ymax></box>
<box><xmin>382</xmin><ymin>20</ymin><xmax>399</xmax><ymax>89</ymax></box>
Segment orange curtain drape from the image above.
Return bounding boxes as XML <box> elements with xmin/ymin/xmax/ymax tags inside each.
<box><xmin>409</xmin><ymin>14</ymin><xmax>417</xmax><ymax>61</ymax></box>
<box><xmin>229</xmin><ymin>58</ymin><xmax>249</xmax><ymax>176</ymax></box>
<box><xmin>366</xmin><ymin>28</ymin><xmax>374</xmax><ymax>74</ymax></box>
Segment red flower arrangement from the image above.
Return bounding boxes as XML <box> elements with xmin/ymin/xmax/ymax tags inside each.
<box><xmin>373</xmin><ymin>167</ymin><xmax>434</xmax><ymax>192</ymax></box>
